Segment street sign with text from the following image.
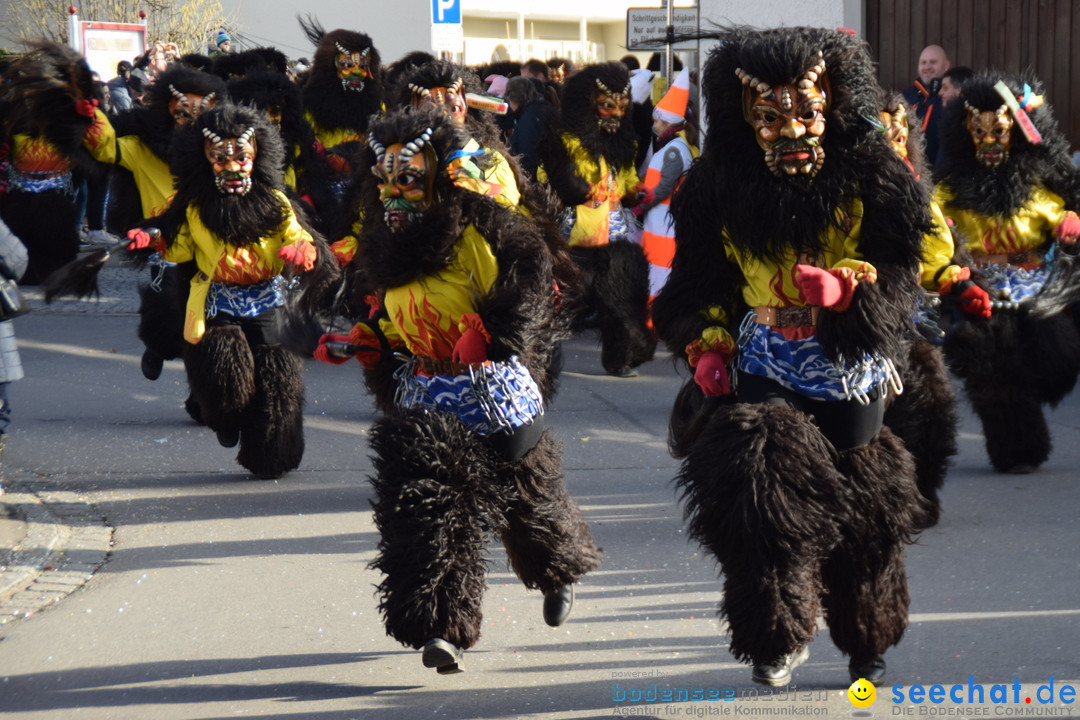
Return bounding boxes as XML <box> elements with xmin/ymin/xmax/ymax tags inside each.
<box><xmin>626</xmin><ymin>7</ymin><xmax>699</xmax><ymax>51</ymax></box>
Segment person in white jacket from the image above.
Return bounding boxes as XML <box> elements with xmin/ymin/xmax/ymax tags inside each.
<box><xmin>0</xmin><ymin>217</ymin><xmax>28</xmax><ymax>504</ymax></box>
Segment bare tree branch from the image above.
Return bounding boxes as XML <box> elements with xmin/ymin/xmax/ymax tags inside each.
<box><xmin>4</xmin><ymin>0</ymin><xmax>235</xmax><ymax>56</ymax></box>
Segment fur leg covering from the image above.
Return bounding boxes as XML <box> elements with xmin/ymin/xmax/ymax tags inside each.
<box><xmin>499</xmin><ymin>431</ymin><xmax>603</xmax><ymax>594</ymax></box>
<box><xmin>236</xmin><ymin>345</ymin><xmax>305</xmax><ymax>478</ymax></box>
<box><xmin>368</xmin><ymin>410</ymin><xmax>504</xmax><ymax>651</ymax></box>
<box><xmin>182</xmin><ymin>326</ymin><xmax>255</xmax><ymax>436</ymax></box>
<box><xmin>883</xmin><ymin>339</ymin><xmax>958</xmax><ymax>526</ymax></box>
<box><xmin>944</xmin><ymin>310</ymin><xmax>1080</xmax><ymax>471</ymax></box>
<box><xmin>573</xmin><ymin>244</ymin><xmax>657</xmax><ymax>373</ymax></box>
<box><xmin>136</xmin><ymin>264</ymin><xmax>193</xmax><ymax>361</ymax></box>
<box><xmin>823</xmin><ymin>427</ymin><xmax>924</xmax><ymax>663</ymax></box>
<box><xmin>1020</xmin><ymin>312</ymin><xmax>1080</xmax><ymax>405</ymax></box>
<box><xmin>677</xmin><ymin>402</ymin><xmax>847</xmax><ymax>664</ymax></box>
<box><xmin>967</xmin><ymin>381</ymin><xmax>1050</xmax><ymax>472</ymax></box>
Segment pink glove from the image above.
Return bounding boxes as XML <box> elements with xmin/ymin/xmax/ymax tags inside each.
<box><xmin>1055</xmin><ymin>211</ymin><xmax>1080</xmax><ymax>243</ymax></box>
<box><xmin>692</xmin><ymin>351</ymin><xmax>731</xmax><ymax>397</ymax></box>
<box><xmin>794</xmin><ymin>264</ymin><xmax>847</xmax><ymax>308</ymax></box>
<box><xmin>75</xmin><ymin>98</ymin><xmax>98</xmax><ymax>117</ymax></box>
<box><xmin>278</xmin><ymin>241</ymin><xmax>316</xmax><ymax>272</ymax></box>
<box><xmin>126</xmin><ymin>228</ymin><xmax>163</xmax><ymax>252</ymax></box>
<box><xmin>312</xmin><ymin>334</ymin><xmax>354</xmax><ymax>365</ymax></box>
<box><xmin>452</xmin><ymin>327</ymin><xmax>488</xmax><ymax>364</ymax></box>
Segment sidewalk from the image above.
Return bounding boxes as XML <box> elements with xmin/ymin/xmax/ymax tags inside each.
<box><xmin>0</xmin><ymin>256</ymin><xmax>134</xmax><ymax>623</ymax></box>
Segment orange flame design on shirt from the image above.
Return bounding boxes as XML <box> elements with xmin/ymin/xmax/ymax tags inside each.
<box><xmin>981</xmin><ymin>222</ymin><xmax>1024</xmax><ymax>254</ymax></box>
<box><xmin>214</xmin><ymin>247</ymin><xmax>275</xmax><ymax>285</ymax></box>
<box><xmin>393</xmin><ymin>290</ymin><xmax>457</xmax><ymax>359</ymax></box>
<box><xmin>14</xmin><ymin>137</ymin><xmax>68</xmax><ymax>173</ymax></box>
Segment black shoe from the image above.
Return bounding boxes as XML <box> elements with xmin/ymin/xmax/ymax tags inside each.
<box><xmin>543</xmin><ymin>584</ymin><xmax>574</xmax><ymax>627</ymax></box>
<box><xmin>605</xmin><ymin>366</ymin><xmax>638</xmax><ymax>378</ymax></box>
<box><xmin>752</xmin><ymin>645</ymin><xmax>810</xmax><ymax>687</ymax></box>
<box><xmin>141</xmin><ymin>349</ymin><xmax>164</xmax><ymax>380</ymax></box>
<box><xmin>849</xmin><ymin>656</ymin><xmax>886</xmax><ymax>684</ymax></box>
<box><xmin>421</xmin><ymin>638</ymin><xmax>463</xmax><ymax>675</ymax></box>
<box><xmin>216</xmin><ymin>426</ymin><xmax>240</xmax><ymax>448</ymax></box>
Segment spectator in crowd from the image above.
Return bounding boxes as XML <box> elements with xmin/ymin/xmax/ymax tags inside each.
<box><xmin>504</xmin><ymin>75</ymin><xmax>556</xmax><ymax>180</ymax></box>
<box><xmin>107</xmin><ymin>60</ymin><xmax>134</xmax><ymax>112</ymax></box>
<box><xmin>0</xmin><ymin>217</ymin><xmax>27</xmax><ymax>499</ymax></box>
<box><xmin>902</xmin><ymin>44</ymin><xmax>950</xmax><ymax>175</ymax></box>
<box><xmin>210</xmin><ymin>31</ymin><xmax>232</xmax><ymax>58</ymax></box>
<box><xmin>939</xmin><ymin>65</ymin><xmax>973</xmax><ymax>107</ymax></box>
<box><xmin>521</xmin><ymin>58</ymin><xmax>550</xmax><ymax>82</ymax></box>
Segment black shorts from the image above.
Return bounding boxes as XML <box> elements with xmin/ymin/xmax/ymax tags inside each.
<box><xmin>736</xmin><ymin>371</ymin><xmax>885</xmax><ymax>451</ymax></box>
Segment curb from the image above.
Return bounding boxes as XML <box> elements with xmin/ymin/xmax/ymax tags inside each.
<box><xmin>0</xmin><ymin>475</ymin><xmax>113</xmax><ymax>625</ymax></box>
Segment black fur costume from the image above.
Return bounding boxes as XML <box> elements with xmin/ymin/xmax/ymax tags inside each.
<box><xmin>298</xmin><ymin>15</ymin><xmax>382</xmax><ymax>223</ymax></box>
<box><xmin>348</xmin><ymin>109</ymin><xmax>601</xmax><ymax>666</ymax></box>
<box><xmin>537</xmin><ymin>61</ymin><xmax>656</xmax><ymax>376</ymax></box>
<box><xmin>227</xmin><ymin>70</ymin><xmax>335</xmax><ymax>233</ymax></box>
<box><xmin>353</xmin><ymin>58</ymin><xmax>580</xmax><ymax>395</ymax></box>
<box><xmin>106</xmin><ymin>68</ymin><xmax>227</xmax><ymax>387</ymax></box>
<box><xmin>651</xmin><ymin>27</ymin><xmax>931</xmax><ymax>681</ymax></box>
<box><xmin>936</xmin><ymin>71</ymin><xmax>1080</xmax><ymax>473</ymax></box>
<box><xmin>141</xmin><ymin>103</ymin><xmax>337</xmax><ymax>479</ymax></box>
<box><xmin>0</xmin><ymin>42</ymin><xmax>97</xmax><ymax>284</ymax></box>
<box><xmin>210</xmin><ymin>47</ymin><xmax>290</xmax><ymax>80</ymax></box>
<box><xmin>876</xmin><ymin>90</ymin><xmax>960</xmax><ymax>527</ymax></box>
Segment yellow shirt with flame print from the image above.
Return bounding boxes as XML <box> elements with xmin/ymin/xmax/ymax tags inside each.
<box><xmin>378</xmin><ymin>224</ymin><xmax>498</xmax><ymax>360</ymax></box>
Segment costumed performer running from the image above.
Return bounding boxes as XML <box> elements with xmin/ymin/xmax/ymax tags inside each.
<box><xmin>537</xmin><ymin>61</ymin><xmax>656</xmax><ymax>378</ymax></box>
<box><xmin>124</xmin><ymin>103</ymin><xmax>336</xmax><ymax>479</ymax></box>
<box><xmin>876</xmin><ymin>90</ymin><xmax>987</xmax><ymax>527</ymax></box>
<box><xmin>313</xmin><ymin>107</ymin><xmax>602</xmax><ymax>675</ymax></box>
<box><xmin>934</xmin><ymin>71</ymin><xmax>1080</xmax><ymax>474</ymax></box>
<box><xmin>651</xmin><ymin>26</ymin><xmax>932</xmax><ymax>687</ymax></box>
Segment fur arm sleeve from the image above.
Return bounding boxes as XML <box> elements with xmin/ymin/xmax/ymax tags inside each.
<box><xmin>471</xmin><ymin>202</ymin><xmax>558</xmax><ymax>372</ymax></box>
<box><xmin>536</xmin><ymin>130</ymin><xmax>592</xmax><ymax>208</ymax></box>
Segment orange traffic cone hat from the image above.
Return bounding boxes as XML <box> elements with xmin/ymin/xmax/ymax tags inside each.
<box><xmin>653</xmin><ymin>67</ymin><xmax>690</xmax><ymax>124</ymax></box>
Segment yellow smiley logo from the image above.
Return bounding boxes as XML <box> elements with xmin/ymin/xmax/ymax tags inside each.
<box><xmin>848</xmin><ymin>678</ymin><xmax>876</xmax><ymax>708</ymax></box>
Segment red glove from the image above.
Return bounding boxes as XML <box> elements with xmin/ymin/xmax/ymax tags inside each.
<box><xmin>312</xmin><ymin>334</ymin><xmax>354</xmax><ymax>365</ymax></box>
<box><xmin>794</xmin><ymin>264</ymin><xmax>849</xmax><ymax>308</ymax></box>
<box><xmin>349</xmin><ymin>323</ymin><xmax>393</xmax><ymax>368</ymax></box>
<box><xmin>278</xmin><ymin>241</ymin><xmax>316</xmax><ymax>272</ymax></box>
<box><xmin>639</xmin><ymin>186</ymin><xmax>656</xmax><ymax>206</ymax></box>
<box><xmin>126</xmin><ymin>228</ymin><xmax>163</xmax><ymax>252</ymax></box>
<box><xmin>692</xmin><ymin>351</ymin><xmax>731</xmax><ymax>397</ymax></box>
<box><xmin>942</xmin><ymin>280</ymin><xmax>992</xmax><ymax>319</ymax></box>
<box><xmin>1055</xmin><ymin>211</ymin><xmax>1080</xmax><ymax>243</ymax></box>
<box><xmin>957</xmin><ymin>283</ymin><xmax>992</xmax><ymax>318</ymax></box>
<box><xmin>75</xmin><ymin>98</ymin><xmax>99</xmax><ymax>117</ymax></box>
<box><xmin>452</xmin><ymin>327</ymin><xmax>488</xmax><ymax>364</ymax></box>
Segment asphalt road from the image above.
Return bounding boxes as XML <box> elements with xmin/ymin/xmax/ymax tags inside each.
<box><xmin>0</xmin><ymin>265</ymin><xmax>1077</xmax><ymax>719</ymax></box>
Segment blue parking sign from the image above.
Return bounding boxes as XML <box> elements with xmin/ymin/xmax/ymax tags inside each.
<box><xmin>432</xmin><ymin>0</ymin><xmax>461</xmax><ymax>24</ymax></box>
